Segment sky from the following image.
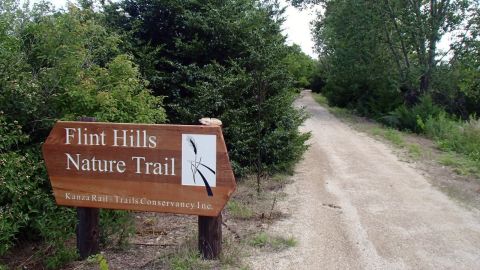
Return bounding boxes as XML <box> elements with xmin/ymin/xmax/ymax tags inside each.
<box><xmin>279</xmin><ymin>0</ymin><xmax>320</xmax><ymax>58</ymax></box>
<box><xmin>26</xmin><ymin>0</ymin><xmax>320</xmax><ymax>59</ymax></box>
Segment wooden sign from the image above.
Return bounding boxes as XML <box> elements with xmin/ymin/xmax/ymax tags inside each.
<box><xmin>42</xmin><ymin>121</ymin><xmax>236</xmax><ymax>217</ymax></box>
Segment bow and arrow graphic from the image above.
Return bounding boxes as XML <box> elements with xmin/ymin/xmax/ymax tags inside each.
<box><xmin>187</xmin><ymin>136</ymin><xmax>215</xmax><ymax>196</ymax></box>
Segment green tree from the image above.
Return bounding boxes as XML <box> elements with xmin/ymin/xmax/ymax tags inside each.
<box><xmin>0</xmin><ymin>1</ymin><xmax>166</xmax><ymax>266</ymax></box>
<box><xmin>104</xmin><ymin>0</ymin><xmax>309</xmax><ymax>178</ymax></box>
<box><xmin>295</xmin><ymin>0</ymin><xmax>477</xmax><ymax>117</ymax></box>
<box><xmin>284</xmin><ymin>44</ymin><xmax>317</xmax><ymax>88</ymax></box>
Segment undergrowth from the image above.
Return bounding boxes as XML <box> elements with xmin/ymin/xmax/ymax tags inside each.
<box><xmin>249</xmin><ymin>232</ymin><xmax>297</xmax><ymax>251</ymax></box>
<box><xmin>313</xmin><ymin>93</ymin><xmax>480</xmax><ymax>178</ymax></box>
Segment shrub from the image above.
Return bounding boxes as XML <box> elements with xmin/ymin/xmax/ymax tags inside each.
<box><xmin>424</xmin><ymin>111</ymin><xmax>460</xmax><ymax>140</ymax></box>
<box><xmin>383</xmin><ymin>95</ymin><xmax>444</xmax><ymax>133</ymax></box>
<box><xmin>104</xmin><ymin>0</ymin><xmax>309</xmax><ymax>177</ymax></box>
<box><xmin>0</xmin><ymin>3</ymin><xmax>166</xmax><ymax>266</ymax></box>
<box><xmin>424</xmin><ymin>113</ymin><xmax>480</xmax><ymax>163</ymax></box>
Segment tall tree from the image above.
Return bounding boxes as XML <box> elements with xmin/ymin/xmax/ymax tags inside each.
<box><xmin>103</xmin><ymin>0</ymin><xmax>309</xmax><ymax>177</ymax></box>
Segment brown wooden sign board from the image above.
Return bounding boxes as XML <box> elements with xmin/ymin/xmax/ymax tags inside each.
<box><xmin>42</xmin><ymin>121</ymin><xmax>236</xmax><ymax>217</ymax></box>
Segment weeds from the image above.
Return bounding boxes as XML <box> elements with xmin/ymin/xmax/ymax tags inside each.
<box><xmin>313</xmin><ymin>93</ymin><xmax>328</xmax><ymax>106</ymax></box>
<box><xmin>407</xmin><ymin>144</ymin><xmax>422</xmax><ymax>159</ymax></box>
<box><xmin>438</xmin><ymin>153</ymin><xmax>480</xmax><ymax>179</ymax></box>
<box><xmin>249</xmin><ymin>232</ymin><xmax>297</xmax><ymax>251</ymax></box>
<box><xmin>152</xmin><ymin>233</ymin><xmax>246</xmax><ymax>270</ymax></box>
<box><xmin>383</xmin><ymin>129</ymin><xmax>405</xmax><ymax>147</ymax></box>
<box><xmin>227</xmin><ymin>201</ymin><xmax>254</xmax><ymax>220</ymax></box>
<box><xmin>86</xmin><ymin>254</ymin><xmax>109</xmax><ymax>270</ymax></box>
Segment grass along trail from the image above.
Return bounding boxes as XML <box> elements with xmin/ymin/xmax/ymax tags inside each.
<box><xmin>246</xmin><ymin>91</ymin><xmax>480</xmax><ymax>269</ymax></box>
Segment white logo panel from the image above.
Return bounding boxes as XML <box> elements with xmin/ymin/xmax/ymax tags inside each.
<box><xmin>181</xmin><ymin>134</ymin><xmax>216</xmax><ymax>189</ymax></box>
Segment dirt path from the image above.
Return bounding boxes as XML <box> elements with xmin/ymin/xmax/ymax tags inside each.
<box><xmin>247</xmin><ymin>91</ymin><xmax>480</xmax><ymax>269</ymax></box>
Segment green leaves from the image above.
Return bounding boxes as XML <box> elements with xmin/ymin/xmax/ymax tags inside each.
<box><xmin>0</xmin><ymin>1</ymin><xmax>167</xmax><ymax>264</ymax></box>
<box><xmin>105</xmin><ymin>0</ymin><xmax>309</xmax><ymax>176</ymax></box>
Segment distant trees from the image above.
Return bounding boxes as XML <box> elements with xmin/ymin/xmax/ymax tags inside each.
<box><xmin>292</xmin><ymin>0</ymin><xmax>480</xmax><ymax>120</ymax></box>
<box><xmin>291</xmin><ymin>0</ymin><xmax>480</xmax><ymax>182</ymax></box>
<box><xmin>284</xmin><ymin>44</ymin><xmax>316</xmax><ymax>88</ymax></box>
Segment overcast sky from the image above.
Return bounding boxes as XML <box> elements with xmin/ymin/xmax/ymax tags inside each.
<box><xmin>280</xmin><ymin>0</ymin><xmax>320</xmax><ymax>58</ymax></box>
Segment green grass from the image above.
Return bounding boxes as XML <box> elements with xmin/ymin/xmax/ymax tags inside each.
<box><xmin>154</xmin><ymin>233</ymin><xmax>246</xmax><ymax>270</ymax></box>
<box><xmin>367</xmin><ymin>127</ymin><xmax>425</xmax><ymax>159</ymax></box>
<box><xmin>438</xmin><ymin>152</ymin><xmax>480</xmax><ymax>179</ymax></box>
<box><xmin>383</xmin><ymin>128</ymin><xmax>405</xmax><ymax>147</ymax></box>
<box><xmin>86</xmin><ymin>254</ymin><xmax>109</xmax><ymax>270</ymax></box>
<box><xmin>312</xmin><ymin>93</ymin><xmax>355</xmax><ymax>121</ymax></box>
<box><xmin>407</xmin><ymin>144</ymin><xmax>422</xmax><ymax>159</ymax></box>
<box><xmin>312</xmin><ymin>93</ymin><xmax>328</xmax><ymax>106</ymax></box>
<box><xmin>157</xmin><ymin>237</ymin><xmax>214</xmax><ymax>270</ymax></box>
<box><xmin>168</xmin><ymin>250</ymin><xmax>210</xmax><ymax>270</ymax></box>
<box><xmin>249</xmin><ymin>232</ymin><xmax>297</xmax><ymax>251</ymax></box>
<box><xmin>372</xmin><ymin>127</ymin><xmax>405</xmax><ymax>147</ymax></box>
<box><xmin>227</xmin><ymin>200</ymin><xmax>254</xmax><ymax>219</ymax></box>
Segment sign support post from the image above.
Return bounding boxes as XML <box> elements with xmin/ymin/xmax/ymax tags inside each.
<box><xmin>198</xmin><ymin>118</ymin><xmax>223</xmax><ymax>259</ymax></box>
<box><xmin>76</xmin><ymin>117</ymin><xmax>99</xmax><ymax>259</ymax></box>
<box><xmin>77</xmin><ymin>207</ymin><xmax>99</xmax><ymax>259</ymax></box>
<box><xmin>198</xmin><ymin>214</ymin><xmax>222</xmax><ymax>259</ymax></box>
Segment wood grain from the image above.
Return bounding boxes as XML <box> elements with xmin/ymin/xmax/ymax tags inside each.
<box><xmin>42</xmin><ymin>121</ymin><xmax>236</xmax><ymax>217</ymax></box>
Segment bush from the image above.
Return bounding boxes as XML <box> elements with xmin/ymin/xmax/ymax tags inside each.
<box><xmin>310</xmin><ymin>72</ymin><xmax>326</xmax><ymax>93</ymax></box>
<box><xmin>423</xmin><ymin>111</ymin><xmax>480</xmax><ymax>164</ymax></box>
<box><xmin>424</xmin><ymin>111</ymin><xmax>460</xmax><ymax>139</ymax></box>
<box><xmin>0</xmin><ymin>3</ymin><xmax>166</xmax><ymax>266</ymax></box>
<box><xmin>383</xmin><ymin>95</ymin><xmax>444</xmax><ymax>133</ymax></box>
<box><xmin>104</xmin><ymin>0</ymin><xmax>309</xmax><ymax>177</ymax></box>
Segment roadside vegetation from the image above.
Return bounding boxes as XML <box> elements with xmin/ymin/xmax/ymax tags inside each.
<box><xmin>296</xmin><ymin>0</ymin><xmax>480</xmax><ymax>181</ymax></box>
<box><xmin>0</xmin><ymin>0</ymin><xmax>315</xmax><ymax>268</ymax></box>
<box><xmin>314</xmin><ymin>92</ymin><xmax>480</xmax><ymax>181</ymax></box>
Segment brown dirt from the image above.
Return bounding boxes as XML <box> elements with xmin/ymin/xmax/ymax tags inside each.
<box><xmin>331</xmin><ymin>100</ymin><xmax>480</xmax><ymax>210</ymax></box>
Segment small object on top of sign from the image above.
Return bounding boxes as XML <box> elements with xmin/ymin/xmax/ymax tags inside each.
<box><xmin>199</xmin><ymin>117</ymin><xmax>222</xmax><ymax>126</ymax></box>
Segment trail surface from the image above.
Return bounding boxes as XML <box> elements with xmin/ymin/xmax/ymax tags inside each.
<box><xmin>247</xmin><ymin>91</ymin><xmax>480</xmax><ymax>270</ymax></box>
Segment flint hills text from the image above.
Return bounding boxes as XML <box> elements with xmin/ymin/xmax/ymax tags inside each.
<box><xmin>63</xmin><ymin>127</ymin><xmax>176</xmax><ymax>175</ymax></box>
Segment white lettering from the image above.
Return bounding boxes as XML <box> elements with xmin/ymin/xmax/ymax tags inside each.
<box><xmin>66</xmin><ymin>153</ymin><xmax>80</xmax><ymax>170</ymax></box>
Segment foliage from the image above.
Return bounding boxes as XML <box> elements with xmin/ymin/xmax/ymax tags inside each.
<box><xmin>382</xmin><ymin>95</ymin><xmax>444</xmax><ymax>133</ymax></box>
<box><xmin>284</xmin><ymin>44</ymin><xmax>317</xmax><ymax>88</ymax></box>
<box><xmin>0</xmin><ymin>1</ymin><xmax>166</xmax><ymax>267</ymax></box>
<box><xmin>1</xmin><ymin>0</ymin><xmax>311</xmax><ymax>267</ymax></box>
<box><xmin>104</xmin><ymin>0</ymin><xmax>309</xmax><ymax>177</ymax></box>
<box><xmin>299</xmin><ymin>0</ymin><xmax>480</xmax><ymax>125</ymax></box>
<box><xmin>227</xmin><ymin>200</ymin><xmax>254</xmax><ymax>219</ymax></box>
<box><xmin>87</xmin><ymin>254</ymin><xmax>109</xmax><ymax>270</ymax></box>
<box><xmin>248</xmin><ymin>232</ymin><xmax>297</xmax><ymax>251</ymax></box>
<box><xmin>301</xmin><ymin>0</ymin><xmax>480</xmax><ymax>174</ymax></box>
<box><xmin>311</xmin><ymin>0</ymin><xmax>402</xmax><ymax>117</ymax></box>
<box><xmin>309</xmin><ymin>62</ymin><xmax>326</xmax><ymax>93</ymax></box>
<box><xmin>426</xmin><ymin>115</ymin><xmax>480</xmax><ymax>161</ymax></box>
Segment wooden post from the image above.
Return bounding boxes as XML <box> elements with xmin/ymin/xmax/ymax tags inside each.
<box><xmin>198</xmin><ymin>117</ymin><xmax>223</xmax><ymax>260</ymax></box>
<box><xmin>198</xmin><ymin>214</ymin><xmax>222</xmax><ymax>259</ymax></box>
<box><xmin>77</xmin><ymin>207</ymin><xmax>100</xmax><ymax>259</ymax></box>
<box><xmin>76</xmin><ymin>117</ymin><xmax>100</xmax><ymax>259</ymax></box>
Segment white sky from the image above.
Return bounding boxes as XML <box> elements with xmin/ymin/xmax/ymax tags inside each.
<box><xmin>279</xmin><ymin>0</ymin><xmax>320</xmax><ymax>59</ymax></box>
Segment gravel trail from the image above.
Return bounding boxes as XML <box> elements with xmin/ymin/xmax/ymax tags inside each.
<box><xmin>247</xmin><ymin>91</ymin><xmax>480</xmax><ymax>270</ymax></box>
